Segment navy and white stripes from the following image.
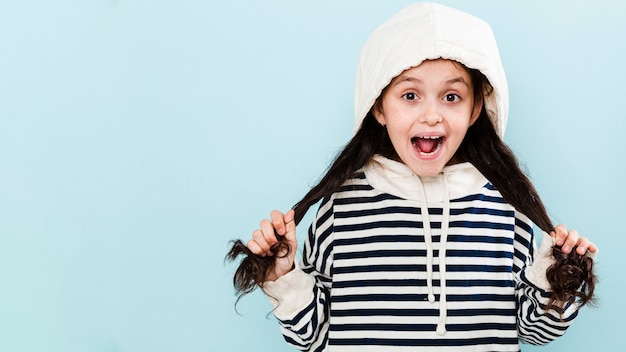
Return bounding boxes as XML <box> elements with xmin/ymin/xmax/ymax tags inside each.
<box><xmin>264</xmin><ymin>161</ymin><xmax>578</xmax><ymax>351</ymax></box>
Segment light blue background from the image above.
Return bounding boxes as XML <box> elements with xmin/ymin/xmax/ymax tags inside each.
<box><xmin>0</xmin><ymin>1</ymin><xmax>623</xmax><ymax>351</ymax></box>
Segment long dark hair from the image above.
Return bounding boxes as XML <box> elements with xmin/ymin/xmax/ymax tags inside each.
<box><xmin>226</xmin><ymin>112</ymin><xmax>393</xmax><ymax>302</ymax></box>
<box><xmin>226</xmin><ymin>66</ymin><xmax>596</xmax><ymax>312</ymax></box>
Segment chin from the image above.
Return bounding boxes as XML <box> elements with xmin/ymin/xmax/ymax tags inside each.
<box><xmin>407</xmin><ymin>163</ymin><xmax>446</xmax><ymax>177</ymax></box>
<box><xmin>401</xmin><ymin>147</ymin><xmax>452</xmax><ymax>177</ymax></box>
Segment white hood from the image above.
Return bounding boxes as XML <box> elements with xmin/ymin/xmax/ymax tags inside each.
<box><xmin>354</xmin><ymin>2</ymin><xmax>509</xmax><ymax>137</ymax></box>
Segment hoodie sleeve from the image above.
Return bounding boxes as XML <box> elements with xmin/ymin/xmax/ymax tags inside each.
<box><xmin>512</xmin><ymin>212</ymin><xmax>580</xmax><ymax>345</ymax></box>
<box><xmin>260</xmin><ymin>196</ymin><xmax>335</xmax><ymax>351</ymax></box>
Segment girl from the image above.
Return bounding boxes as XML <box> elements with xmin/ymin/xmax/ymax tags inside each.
<box><xmin>227</xmin><ymin>2</ymin><xmax>598</xmax><ymax>351</ymax></box>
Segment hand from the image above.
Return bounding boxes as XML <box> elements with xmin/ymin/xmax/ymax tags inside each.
<box><xmin>551</xmin><ymin>224</ymin><xmax>598</xmax><ymax>256</ymax></box>
<box><xmin>246</xmin><ymin>209</ymin><xmax>297</xmax><ymax>281</ymax></box>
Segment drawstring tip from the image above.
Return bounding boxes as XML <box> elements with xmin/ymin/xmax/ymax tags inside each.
<box><xmin>436</xmin><ymin>324</ymin><xmax>446</xmax><ymax>335</ymax></box>
<box><xmin>427</xmin><ymin>293</ymin><xmax>435</xmax><ymax>303</ymax></box>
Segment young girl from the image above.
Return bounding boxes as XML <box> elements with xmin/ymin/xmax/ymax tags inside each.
<box><xmin>228</xmin><ymin>2</ymin><xmax>598</xmax><ymax>351</ymax></box>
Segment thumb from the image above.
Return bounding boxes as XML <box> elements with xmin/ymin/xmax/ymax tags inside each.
<box><xmin>283</xmin><ymin>209</ymin><xmax>297</xmax><ymax>243</ymax></box>
<box><xmin>270</xmin><ymin>209</ymin><xmax>298</xmax><ymax>279</ymax></box>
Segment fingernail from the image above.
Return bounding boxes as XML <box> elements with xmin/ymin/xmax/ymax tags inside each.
<box><xmin>562</xmin><ymin>245</ymin><xmax>571</xmax><ymax>253</ymax></box>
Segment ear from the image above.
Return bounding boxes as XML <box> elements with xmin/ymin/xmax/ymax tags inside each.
<box><xmin>372</xmin><ymin>100</ymin><xmax>386</xmax><ymax>126</ymax></box>
<box><xmin>469</xmin><ymin>97</ymin><xmax>483</xmax><ymax>125</ymax></box>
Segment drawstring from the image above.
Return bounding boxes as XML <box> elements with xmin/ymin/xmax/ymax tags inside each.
<box><xmin>416</xmin><ymin>173</ymin><xmax>450</xmax><ymax>335</ymax></box>
<box><xmin>415</xmin><ymin>178</ymin><xmax>436</xmax><ymax>303</ymax></box>
<box><xmin>436</xmin><ymin>173</ymin><xmax>450</xmax><ymax>335</ymax></box>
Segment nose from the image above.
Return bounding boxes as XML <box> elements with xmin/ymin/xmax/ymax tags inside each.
<box><xmin>418</xmin><ymin>100</ymin><xmax>443</xmax><ymax>126</ymax></box>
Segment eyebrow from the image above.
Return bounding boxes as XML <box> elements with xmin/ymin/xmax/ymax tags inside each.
<box><xmin>391</xmin><ymin>75</ymin><xmax>469</xmax><ymax>87</ymax></box>
<box><xmin>445</xmin><ymin>77</ymin><xmax>469</xmax><ymax>86</ymax></box>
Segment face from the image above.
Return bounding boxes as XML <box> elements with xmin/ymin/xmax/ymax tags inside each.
<box><xmin>373</xmin><ymin>59</ymin><xmax>483</xmax><ymax>177</ymax></box>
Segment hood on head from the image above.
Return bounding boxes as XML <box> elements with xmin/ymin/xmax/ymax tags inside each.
<box><xmin>354</xmin><ymin>2</ymin><xmax>508</xmax><ymax>137</ymax></box>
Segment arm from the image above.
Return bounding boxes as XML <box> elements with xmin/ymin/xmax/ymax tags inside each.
<box><xmin>258</xmin><ymin>197</ymin><xmax>335</xmax><ymax>351</ymax></box>
<box><xmin>513</xmin><ymin>213</ymin><xmax>598</xmax><ymax>345</ymax></box>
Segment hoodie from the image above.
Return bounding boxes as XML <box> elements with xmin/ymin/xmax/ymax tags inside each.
<box><xmin>261</xmin><ymin>2</ymin><xmax>582</xmax><ymax>351</ymax></box>
<box><xmin>263</xmin><ymin>156</ymin><xmax>579</xmax><ymax>351</ymax></box>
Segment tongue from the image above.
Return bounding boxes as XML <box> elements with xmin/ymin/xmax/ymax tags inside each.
<box><xmin>416</xmin><ymin>138</ymin><xmax>438</xmax><ymax>153</ymax></box>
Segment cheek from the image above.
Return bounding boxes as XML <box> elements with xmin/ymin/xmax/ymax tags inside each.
<box><xmin>381</xmin><ymin>105</ymin><xmax>410</xmax><ymax>129</ymax></box>
<box><xmin>385</xmin><ymin>120</ymin><xmax>411</xmax><ymax>140</ymax></box>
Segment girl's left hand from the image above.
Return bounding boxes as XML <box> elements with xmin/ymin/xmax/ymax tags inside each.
<box><xmin>551</xmin><ymin>224</ymin><xmax>599</xmax><ymax>256</ymax></box>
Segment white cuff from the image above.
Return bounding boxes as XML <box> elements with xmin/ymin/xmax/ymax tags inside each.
<box><xmin>524</xmin><ymin>232</ymin><xmax>557</xmax><ymax>291</ymax></box>
<box><xmin>262</xmin><ymin>266</ymin><xmax>316</xmax><ymax>318</ymax></box>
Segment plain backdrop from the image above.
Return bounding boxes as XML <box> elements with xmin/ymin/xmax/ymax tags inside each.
<box><xmin>0</xmin><ymin>0</ymin><xmax>624</xmax><ymax>351</ymax></box>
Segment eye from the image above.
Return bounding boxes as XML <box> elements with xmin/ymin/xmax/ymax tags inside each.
<box><xmin>402</xmin><ymin>92</ymin><xmax>418</xmax><ymax>101</ymax></box>
<box><xmin>443</xmin><ymin>93</ymin><xmax>461</xmax><ymax>102</ymax></box>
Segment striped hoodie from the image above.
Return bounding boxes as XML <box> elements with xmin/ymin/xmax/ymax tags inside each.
<box><xmin>262</xmin><ymin>155</ymin><xmax>579</xmax><ymax>351</ymax></box>
<box><xmin>260</xmin><ymin>3</ymin><xmax>582</xmax><ymax>351</ymax></box>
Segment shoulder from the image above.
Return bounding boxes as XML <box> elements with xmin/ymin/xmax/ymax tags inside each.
<box><xmin>333</xmin><ymin>168</ymin><xmax>394</xmax><ymax>203</ymax></box>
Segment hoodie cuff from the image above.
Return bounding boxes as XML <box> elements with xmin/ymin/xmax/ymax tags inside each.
<box><xmin>523</xmin><ymin>232</ymin><xmax>557</xmax><ymax>291</ymax></box>
<box><xmin>261</xmin><ymin>266</ymin><xmax>315</xmax><ymax>318</ymax></box>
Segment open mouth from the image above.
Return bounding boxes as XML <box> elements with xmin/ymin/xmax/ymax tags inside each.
<box><xmin>411</xmin><ymin>136</ymin><xmax>443</xmax><ymax>156</ymax></box>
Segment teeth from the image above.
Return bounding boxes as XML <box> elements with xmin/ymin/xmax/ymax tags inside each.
<box><xmin>421</xmin><ymin>136</ymin><xmax>440</xmax><ymax>139</ymax></box>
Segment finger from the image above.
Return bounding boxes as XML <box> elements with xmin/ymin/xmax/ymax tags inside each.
<box><xmin>260</xmin><ymin>218</ymin><xmax>279</xmax><ymax>246</ymax></box>
<box><xmin>553</xmin><ymin>224</ymin><xmax>567</xmax><ymax>246</ymax></box>
<box><xmin>251</xmin><ymin>228</ymin><xmax>271</xmax><ymax>254</ymax></box>
<box><xmin>247</xmin><ymin>236</ymin><xmax>267</xmax><ymax>256</ymax></box>
<box><xmin>575</xmin><ymin>237</ymin><xmax>591</xmax><ymax>255</ymax></box>
<box><xmin>561</xmin><ymin>229</ymin><xmax>580</xmax><ymax>254</ymax></box>
<box><xmin>270</xmin><ymin>210</ymin><xmax>287</xmax><ymax>236</ymax></box>
<box><xmin>576</xmin><ymin>237</ymin><xmax>599</xmax><ymax>255</ymax></box>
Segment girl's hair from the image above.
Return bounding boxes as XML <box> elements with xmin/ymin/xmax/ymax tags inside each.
<box><xmin>457</xmin><ymin>69</ymin><xmax>596</xmax><ymax>312</ymax></box>
<box><xmin>226</xmin><ymin>64</ymin><xmax>596</xmax><ymax>312</ymax></box>
<box><xmin>226</xmin><ymin>111</ymin><xmax>392</xmax><ymax>302</ymax></box>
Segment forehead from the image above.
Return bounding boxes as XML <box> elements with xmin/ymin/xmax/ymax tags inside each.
<box><xmin>390</xmin><ymin>59</ymin><xmax>471</xmax><ymax>85</ymax></box>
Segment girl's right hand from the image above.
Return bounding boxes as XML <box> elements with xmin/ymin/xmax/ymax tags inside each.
<box><xmin>246</xmin><ymin>209</ymin><xmax>297</xmax><ymax>282</ymax></box>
